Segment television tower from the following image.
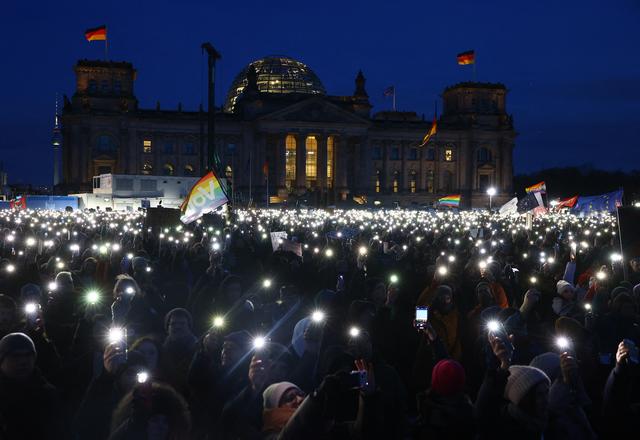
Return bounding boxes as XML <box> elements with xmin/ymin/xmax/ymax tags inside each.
<box><xmin>52</xmin><ymin>95</ymin><xmax>62</xmax><ymax>191</ymax></box>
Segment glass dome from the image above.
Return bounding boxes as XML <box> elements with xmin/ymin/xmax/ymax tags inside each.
<box><xmin>224</xmin><ymin>56</ymin><xmax>326</xmax><ymax>112</ymax></box>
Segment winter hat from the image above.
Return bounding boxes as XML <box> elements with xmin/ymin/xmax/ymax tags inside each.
<box><xmin>611</xmin><ymin>286</ymin><xmax>629</xmax><ymax>300</ymax></box>
<box><xmin>263</xmin><ymin>381</ymin><xmax>302</xmax><ymax>409</ymax></box>
<box><xmin>224</xmin><ymin>330</ymin><xmax>252</xmax><ymax>350</ymax></box>
<box><xmin>19</xmin><ymin>284</ymin><xmax>42</xmax><ymax>302</ymax></box>
<box><xmin>164</xmin><ymin>308</ymin><xmax>193</xmax><ymax>332</ymax></box>
<box><xmin>291</xmin><ymin>317</ymin><xmax>311</xmax><ymax>358</ymax></box>
<box><xmin>556</xmin><ymin>280</ymin><xmax>574</xmax><ymax>295</ymax></box>
<box><xmin>504</xmin><ymin>365</ymin><xmax>550</xmax><ymax>405</ymax></box>
<box><xmin>530</xmin><ymin>353</ymin><xmax>561</xmax><ymax>383</ymax></box>
<box><xmin>131</xmin><ymin>256</ymin><xmax>149</xmax><ymax>272</ymax></box>
<box><xmin>431</xmin><ymin>359</ymin><xmax>466</xmax><ymax>396</ymax></box>
<box><xmin>0</xmin><ymin>333</ymin><xmax>36</xmax><ymax>363</ymax></box>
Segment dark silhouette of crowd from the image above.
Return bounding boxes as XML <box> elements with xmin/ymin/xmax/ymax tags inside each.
<box><xmin>0</xmin><ymin>207</ymin><xmax>639</xmax><ymax>439</ymax></box>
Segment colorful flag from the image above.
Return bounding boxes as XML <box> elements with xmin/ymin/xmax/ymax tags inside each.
<box><xmin>438</xmin><ymin>194</ymin><xmax>461</xmax><ymax>207</ymax></box>
<box><xmin>557</xmin><ymin>196</ymin><xmax>578</xmax><ymax>209</ymax></box>
<box><xmin>85</xmin><ymin>25</ymin><xmax>107</xmax><ymax>42</ymax></box>
<box><xmin>457</xmin><ymin>50</ymin><xmax>475</xmax><ymax>65</ymax></box>
<box><xmin>180</xmin><ymin>171</ymin><xmax>228</xmax><ymax>224</ymax></box>
<box><xmin>383</xmin><ymin>86</ymin><xmax>395</xmax><ymax>97</ymax></box>
<box><xmin>525</xmin><ymin>181</ymin><xmax>547</xmax><ymax>194</ymax></box>
<box><xmin>419</xmin><ymin>117</ymin><xmax>437</xmax><ymax>147</ymax></box>
<box><xmin>572</xmin><ymin>189</ymin><xmax>623</xmax><ymax>215</ymax></box>
<box><xmin>9</xmin><ymin>197</ymin><xmax>26</xmax><ymax>210</ymax></box>
<box><xmin>517</xmin><ymin>192</ymin><xmax>544</xmax><ymax>213</ymax></box>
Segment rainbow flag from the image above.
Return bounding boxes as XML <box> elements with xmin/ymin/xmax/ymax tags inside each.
<box><xmin>525</xmin><ymin>181</ymin><xmax>546</xmax><ymax>194</ymax></box>
<box><xmin>438</xmin><ymin>194</ymin><xmax>461</xmax><ymax>207</ymax></box>
<box><xmin>85</xmin><ymin>25</ymin><xmax>107</xmax><ymax>42</ymax></box>
<box><xmin>180</xmin><ymin>171</ymin><xmax>228</xmax><ymax>224</ymax></box>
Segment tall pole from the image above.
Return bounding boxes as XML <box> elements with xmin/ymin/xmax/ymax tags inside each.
<box><xmin>201</xmin><ymin>43</ymin><xmax>221</xmax><ymax>173</ymax></box>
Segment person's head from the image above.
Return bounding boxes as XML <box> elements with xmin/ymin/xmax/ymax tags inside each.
<box><xmin>221</xmin><ymin>330</ymin><xmax>251</xmax><ymax>370</ymax></box>
<box><xmin>110</xmin><ymin>382</ymin><xmax>191</xmax><ymax>440</ymax></box>
<box><xmin>367</xmin><ymin>279</ymin><xmax>387</xmax><ymax>306</ymax></box>
<box><xmin>0</xmin><ymin>333</ymin><xmax>36</xmax><ymax>380</ymax></box>
<box><xmin>263</xmin><ymin>381</ymin><xmax>305</xmax><ymax>410</ymax></box>
<box><xmin>218</xmin><ymin>275</ymin><xmax>243</xmax><ymax>304</ymax></box>
<box><xmin>55</xmin><ymin>271</ymin><xmax>74</xmax><ymax>291</ymax></box>
<box><xmin>433</xmin><ymin>285</ymin><xmax>454</xmax><ymax>314</ymax></box>
<box><xmin>431</xmin><ymin>359</ymin><xmax>465</xmax><ymax>396</ymax></box>
<box><xmin>131</xmin><ymin>256</ymin><xmax>149</xmax><ymax>274</ymax></box>
<box><xmin>556</xmin><ymin>280</ymin><xmax>575</xmax><ymax>301</ymax></box>
<box><xmin>113</xmin><ymin>274</ymin><xmax>141</xmax><ymax>300</ymax></box>
<box><xmin>530</xmin><ymin>352</ymin><xmax>561</xmax><ymax>383</ymax></box>
<box><xmin>629</xmin><ymin>257</ymin><xmax>640</xmax><ymax>273</ymax></box>
<box><xmin>19</xmin><ymin>284</ymin><xmax>42</xmax><ymax>304</ymax></box>
<box><xmin>164</xmin><ymin>308</ymin><xmax>193</xmax><ymax>338</ymax></box>
<box><xmin>0</xmin><ymin>295</ymin><xmax>17</xmax><ymax>334</ymax></box>
<box><xmin>504</xmin><ymin>365</ymin><xmax>550</xmax><ymax>422</ymax></box>
<box><xmin>610</xmin><ymin>293</ymin><xmax>636</xmax><ymax>320</ymax></box>
<box><xmin>130</xmin><ymin>336</ymin><xmax>162</xmax><ymax>371</ymax></box>
<box><xmin>347</xmin><ymin>329</ymin><xmax>373</xmax><ymax>361</ymax></box>
<box><xmin>81</xmin><ymin>257</ymin><xmax>97</xmax><ymax>276</ymax></box>
<box><xmin>476</xmin><ymin>282</ymin><xmax>494</xmax><ymax>307</ymax></box>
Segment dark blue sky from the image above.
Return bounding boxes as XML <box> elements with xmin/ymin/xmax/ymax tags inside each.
<box><xmin>2</xmin><ymin>0</ymin><xmax>639</xmax><ymax>185</ymax></box>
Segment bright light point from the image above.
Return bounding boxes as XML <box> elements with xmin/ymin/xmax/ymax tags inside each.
<box><xmin>478</xmin><ymin>260</ymin><xmax>487</xmax><ymax>270</ymax></box>
<box><xmin>486</xmin><ymin>187</ymin><xmax>497</xmax><ymax>197</ymax></box>
<box><xmin>358</xmin><ymin>246</ymin><xmax>368</xmax><ymax>256</ymax></box>
<box><xmin>212</xmin><ymin>316</ymin><xmax>225</xmax><ymax>328</ymax></box>
<box><xmin>610</xmin><ymin>253</ymin><xmax>622</xmax><ymax>262</ymax></box>
<box><xmin>325</xmin><ymin>248</ymin><xmax>334</xmax><ymax>258</ymax></box>
<box><xmin>530</xmin><ymin>276</ymin><xmax>538</xmax><ymax>284</ymax></box>
<box><xmin>48</xmin><ymin>282</ymin><xmax>57</xmax><ymax>291</ymax></box>
<box><xmin>145</xmin><ymin>267</ymin><xmax>151</xmax><ymax>273</ymax></box>
<box><xmin>253</xmin><ymin>336</ymin><xmax>266</xmax><ymax>350</ymax></box>
<box><xmin>6</xmin><ymin>235</ymin><xmax>14</xmax><ymax>242</ymax></box>
<box><xmin>127</xmin><ymin>253</ymin><xmax>134</xmax><ymax>260</ymax></box>
<box><xmin>56</xmin><ymin>262</ymin><xmax>65</xmax><ymax>269</ymax></box>
<box><xmin>584</xmin><ymin>303</ymin><xmax>592</xmax><ymax>311</ymax></box>
<box><xmin>349</xmin><ymin>326</ymin><xmax>361</xmax><ymax>338</ymax></box>
<box><xmin>86</xmin><ymin>290</ymin><xmax>100</xmax><ymax>305</ymax></box>
<box><xmin>389</xmin><ymin>274</ymin><xmax>399</xmax><ymax>284</ymax></box>
<box><xmin>311</xmin><ymin>310</ymin><xmax>325</xmax><ymax>323</ymax></box>
<box><xmin>486</xmin><ymin>320</ymin><xmax>500</xmax><ymax>332</ymax></box>
<box><xmin>262</xmin><ymin>279</ymin><xmax>272</xmax><ymax>288</ymax></box>
<box><xmin>313</xmin><ymin>247</ymin><xmax>320</xmax><ymax>254</ymax></box>
<box><xmin>437</xmin><ymin>266</ymin><xmax>448</xmax><ymax>276</ymax></box>
<box><xmin>112</xmin><ymin>244</ymin><xmax>121</xmax><ymax>251</ymax></box>
<box><xmin>108</xmin><ymin>327</ymin><xmax>125</xmax><ymax>344</ymax></box>
<box><xmin>25</xmin><ymin>238</ymin><xmax>36</xmax><ymax>247</ymax></box>
<box><xmin>556</xmin><ymin>336</ymin><xmax>570</xmax><ymax>350</ymax></box>
<box><xmin>547</xmin><ymin>257</ymin><xmax>555</xmax><ymax>264</ymax></box>
<box><xmin>136</xmin><ymin>371</ymin><xmax>149</xmax><ymax>384</ymax></box>
<box><xmin>212</xmin><ymin>243</ymin><xmax>221</xmax><ymax>251</ymax></box>
<box><xmin>596</xmin><ymin>271</ymin><xmax>606</xmax><ymax>281</ymax></box>
<box><xmin>24</xmin><ymin>303</ymin><xmax>38</xmax><ymax>315</ymax></box>
<box><xmin>448</xmin><ymin>255</ymin><xmax>456</xmax><ymax>263</ymax></box>
<box><xmin>125</xmin><ymin>287</ymin><xmax>135</xmax><ymax>295</ymax></box>
<box><xmin>6</xmin><ymin>264</ymin><xmax>15</xmax><ymax>273</ymax></box>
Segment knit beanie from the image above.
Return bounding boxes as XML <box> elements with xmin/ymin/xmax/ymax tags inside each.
<box><xmin>224</xmin><ymin>330</ymin><xmax>252</xmax><ymax>351</ymax></box>
<box><xmin>431</xmin><ymin>359</ymin><xmax>466</xmax><ymax>396</ymax></box>
<box><xmin>504</xmin><ymin>365</ymin><xmax>550</xmax><ymax>405</ymax></box>
<box><xmin>530</xmin><ymin>352</ymin><xmax>561</xmax><ymax>383</ymax></box>
<box><xmin>263</xmin><ymin>382</ymin><xmax>301</xmax><ymax>409</ymax></box>
<box><xmin>611</xmin><ymin>286</ymin><xmax>629</xmax><ymax>300</ymax></box>
<box><xmin>556</xmin><ymin>280</ymin><xmax>574</xmax><ymax>295</ymax></box>
<box><xmin>0</xmin><ymin>333</ymin><xmax>36</xmax><ymax>363</ymax></box>
<box><xmin>164</xmin><ymin>308</ymin><xmax>193</xmax><ymax>332</ymax></box>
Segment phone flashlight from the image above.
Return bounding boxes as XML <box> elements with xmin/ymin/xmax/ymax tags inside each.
<box><xmin>311</xmin><ymin>310</ymin><xmax>325</xmax><ymax>323</ymax></box>
<box><xmin>86</xmin><ymin>290</ymin><xmax>100</xmax><ymax>305</ymax></box>
<box><xmin>24</xmin><ymin>302</ymin><xmax>38</xmax><ymax>315</ymax></box>
<box><xmin>389</xmin><ymin>274</ymin><xmax>399</xmax><ymax>284</ymax></box>
<box><xmin>212</xmin><ymin>316</ymin><xmax>225</xmax><ymax>328</ymax></box>
<box><xmin>556</xmin><ymin>336</ymin><xmax>571</xmax><ymax>351</ymax></box>
<box><xmin>108</xmin><ymin>327</ymin><xmax>126</xmax><ymax>344</ymax></box>
<box><xmin>349</xmin><ymin>326</ymin><xmax>361</xmax><ymax>338</ymax></box>
<box><xmin>136</xmin><ymin>371</ymin><xmax>150</xmax><ymax>384</ymax></box>
<box><xmin>253</xmin><ymin>336</ymin><xmax>266</xmax><ymax>350</ymax></box>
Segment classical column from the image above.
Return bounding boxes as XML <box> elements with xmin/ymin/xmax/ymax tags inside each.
<box><xmin>418</xmin><ymin>145</ymin><xmax>425</xmax><ymax>191</ymax></box>
<box><xmin>382</xmin><ymin>141</ymin><xmax>389</xmax><ymax>193</ymax></box>
<box><xmin>357</xmin><ymin>137</ymin><xmax>371</xmax><ymax>194</ymax></box>
<box><xmin>335</xmin><ymin>136</ymin><xmax>348</xmax><ymax>193</ymax></box>
<box><xmin>295</xmin><ymin>133</ymin><xmax>306</xmax><ymax>191</ymax></box>
<box><xmin>317</xmin><ymin>134</ymin><xmax>327</xmax><ymax>190</ymax></box>
<box><xmin>276</xmin><ymin>134</ymin><xmax>286</xmax><ymax>193</ymax></box>
<box><xmin>502</xmin><ymin>142</ymin><xmax>514</xmax><ymax>193</ymax></box>
<box><xmin>400</xmin><ymin>141</ymin><xmax>407</xmax><ymax>192</ymax></box>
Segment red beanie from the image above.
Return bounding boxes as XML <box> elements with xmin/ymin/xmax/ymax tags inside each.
<box><xmin>431</xmin><ymin>359</ymin><xmax>465</xmax><ymax>396</ymax></box>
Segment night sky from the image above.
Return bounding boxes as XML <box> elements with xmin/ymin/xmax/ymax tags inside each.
<box><xmin>2</xmin><ymin>0</ymin><xmax>639</xmax><ymax>185</ymax></box>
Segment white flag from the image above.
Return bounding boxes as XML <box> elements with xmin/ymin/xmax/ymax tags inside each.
<box><xmin>499</xmin><ymin>197</ymin><xmax>519</xmax><ymax>216</ymax></box>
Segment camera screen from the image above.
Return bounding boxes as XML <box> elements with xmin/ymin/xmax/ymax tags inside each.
<box><xmin>415</xmin><ymin>307</ymin><xmax>428</xmax><ymax>321</ymax></box>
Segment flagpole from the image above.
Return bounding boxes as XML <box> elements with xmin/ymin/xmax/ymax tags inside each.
<box><xmin>393</xmin><ymin>88</ymin><xmax>396</xmax><ymax>111</ymax></box>
<box><xmin>248</xmin><ymin>150</ymin><xmax>252</xmax><ymax>207</ymax></box>
<box><xmin>266</xmin><ymin>169</ymin><xmax>269</xmax><ymax>208</ymax></box>
<box><xmin>105</xmin><ymin>36</ymin><xmax>108</xmax><ymax>61</ymax></box>
<box><xmin>473</xmin><ymin>53</ymin><xmax>477</xmax><ymax>82</ymax></box>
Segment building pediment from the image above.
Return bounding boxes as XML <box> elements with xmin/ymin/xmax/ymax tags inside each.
<box><xmin>258</xmin><ymin>97</ymin><xmax>370</xmax><ymax>126</ymax></box>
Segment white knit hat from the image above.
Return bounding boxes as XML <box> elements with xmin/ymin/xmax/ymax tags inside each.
<box><xmin>504</xmin><ymin>365</ymin><xmax>550</xmax><ymax>405</ymax></box>
<box><xmin>556</xmin><ymin>280</ymin><xmax>574</xmax><ymax>295</ymax></box>
<box><xmin>262</xmin><ymin>381</ymin><xmax>301</xmax><ymax>409</ymax></box>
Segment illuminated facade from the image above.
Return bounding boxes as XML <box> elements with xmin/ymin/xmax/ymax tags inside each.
<box><xmin>61</xmin><ymin>56</ymin><xmax>516</xmax><ymax>207</ymax></box>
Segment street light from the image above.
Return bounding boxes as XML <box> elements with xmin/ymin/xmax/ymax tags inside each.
<box><xmin>486</xmin><ymin>187</ymin><xmax>497</xmax><ymax>211</ymax></box>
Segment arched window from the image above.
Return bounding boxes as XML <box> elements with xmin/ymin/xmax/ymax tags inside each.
<box><xmin>96</xmin><ymin>135</ymin><xmax>117</xmax><ymax>153</ymax></box>
<box><xmin>305</xmin><ymin>136</ymin><xmax>317</xmax><ymax>188</ymax></box>
<box><xmin>142</xmin><ymin>163</ymin><xmax>153</xmax><ymax>175</ymax></box>
<box><xmin>375</xmin><ymin>169</ymin><xmax>381</xmax><ymax>193</ymax></box>
<box><xmin>410</xmin><ymin>171</ymin><xmax>417</xmax><ymax>193</ymax></box>
<box><xmin>285</xmin><ymin>135</ymin><xmax>296</xmax><ymax>189</ymax></box>
<box><xmin>392</xmin><ymin>171</ymin><xmax>399</xmax><ymax>193</ymax></box>
<box><xmin>163</xmin><ymin>163</ymin><xmax>174</xmax><ymax>176</ymax></box>
<box><xmin>477</xmin><ymin>147</ymin><xmax>492</xmax><ymax>163</ymax></box>
<box><xmin>184</xmin><ymin>164</ymin><xmax>194</xmax><ymax>176</ymax></box>
<box><xmin>327</xmin><ymin>136</ymin><xmax>334</xmax><ymax>189</ymax></box>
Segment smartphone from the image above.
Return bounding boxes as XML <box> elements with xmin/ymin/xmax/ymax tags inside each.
<box><xmin>415</xmin><ymin>307</ymin><xmax>429</xmax><ymax>329</ymax></box>
<box><xmin>570</xmin><ymin>244</ymin><xmax>577</xmax><ymax>260</ymax></box>
<box><xmin>346</xmin><ymin>370</ymin><xmax>368</xmax><ymax>389</ymax></box>
<box><xmin>623</xmin><ymin>339</ymin><xmax>639</xmax><ymax>364</ymax></box>
<box><xmin>488</xmin><ymin>322</ymin><xmax>514</xmax><ymax>361</ymax></box>
<box><xmin>336</xmin><ymin>275</ymin><xmax>345</xmax><ymax>292</ymax></box>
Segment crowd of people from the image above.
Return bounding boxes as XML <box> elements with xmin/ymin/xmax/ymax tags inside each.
<box><xmin>0</xmin><ymin>206</ymin><xmax>638</xmax><ymax>439</ymax></box>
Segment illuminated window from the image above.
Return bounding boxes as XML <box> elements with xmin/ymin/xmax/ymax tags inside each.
<box><xmin>305</xmin><ymin>136</ymin><xmax>317</xmax><ymax>188</ymax></box>
<box><xmin>392</xmin><ymin>171</ymin><xmax>399</xmax><ymax>193</ymax></box>
<box><xmin>445</xmin><ymin>149</ymin><xmax>453</xmax><ymax>162</ymax></box>
<box><xmin>426</xmin><ymin>170</ymin><xmax>434</xmax><ymax>193</ymax></box>
<box><xmin>143</xmin><ymin>140</ymin><xmax>152</xmax><ymax>153</ymax></box>
<box><xmin>225</xmin><ymin>165</ymin><xmax>233</xmax><ymax>180</ymax></box>
<box><xmin>285</xmin><ymin>135</ymin><xmax>296</xmax><ymax>189</ymax></box>
<box><xmin>375</xmin><ymin>170</ymin><xmax>381</xmax><ymax>193</ymax></box>
<box><xmin>410</xmin><ymin>171</ymin><xmax>417</xmax><ymax>193</ymax></box>
<box><xmin>184</xmin><ymin>164</ymin><xmax>194</xmax><ymax>176</ymax></box>
<box><xmin>163</xmin><ymin>163</ymin><xmax>174</xmax><ymax>176</ymax></box>
<box><xmin>327</xmin><ymin>136</ymin><xmax>334</xmax><ymax>188</ymax></box>
<box><xmin>142</xmin><ymin>163</ymin><xmax>153</xmax><ymax>175</ymax></box>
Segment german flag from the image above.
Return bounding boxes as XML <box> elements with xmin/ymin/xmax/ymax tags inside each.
<box><xmin>457</xmin><ymin>50</ymin><xmax>475</xmax><ymax>65</ymax></box>
<box><xmin>419</xmin><ymin>117</ymin><xmax>437</xmax><ymax>147</ymax></box>
<box><xmin>438</xmin><ymin>194</ymin><xmax>461</xmax><ymax>208</ymax></box>
<box><xmin>85</xmin><ymin>25</ymin><xmax>107</xmax><ymax>42</ymax></box>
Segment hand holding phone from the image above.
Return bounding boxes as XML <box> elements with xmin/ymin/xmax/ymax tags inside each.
<box><xmin>415</xmin><ymin>307</ymin><xmax>429</xmax><ymax>330</ymax></box>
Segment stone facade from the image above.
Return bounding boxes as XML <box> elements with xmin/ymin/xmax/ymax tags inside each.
<box><xmin>61</xmin><ymin>57</ymin><xmax>516</xmax><ymax>208</ymax></box>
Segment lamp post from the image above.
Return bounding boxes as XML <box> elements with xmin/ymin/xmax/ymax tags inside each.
<box><xmin>487</xmin><ymin>187</ymin><xmax>496</xmax><ymax>211</ymax></box>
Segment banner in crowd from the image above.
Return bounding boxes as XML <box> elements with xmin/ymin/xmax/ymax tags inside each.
<box><xmin>525</xmin><ymin>181</ymin><xmax>547</xmax><ymax>194</ymax></box>
<box><xmin>572</xmin><ymin>189</ymin><xmax>623</xmax><ymax>215</ymax></box>
<box><xmin>270</xmin><ymin>231</ymin><xmax>288</xmax><ymax>252</ymax></box>
<box><xmin>281</xmin><ymin>239</ymin><xmax>303</xmax><ymax>257</ymax></box>
<box><xmin>517</xmin><ymin>192</ymin><xmax>544</xmax><ymax>213</ymax></box>
<box><xmin>498</xmin><ymin>197</ymin><xmax>519</xmax><ymax>216</ymax></box>
<box><xmin>180</xmin><ymin>171</ymin><xmax>228</xmax><ymax>224</ymax></box>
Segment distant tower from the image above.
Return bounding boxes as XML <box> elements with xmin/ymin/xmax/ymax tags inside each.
<box><xmin>52</xmin><ymin>96</ymin><xmax>62</xmax><ymax>189</ymax></box>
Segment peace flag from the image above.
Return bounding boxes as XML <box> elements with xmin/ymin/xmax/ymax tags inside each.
<box><xmin>179</xmin><ymin>171</ymin><xmax>228</xmax><ymax>224</ymax></box>
<box><xmin>525</xmin><ymin>181</ymin><xmax>547</xmax><ymax>194</ymax></box>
